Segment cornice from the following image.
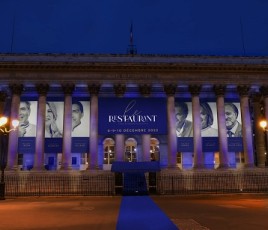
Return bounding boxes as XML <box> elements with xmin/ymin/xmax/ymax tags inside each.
<box><xmin>1</xmin><ymin>62</ymin><xmax>268</xmax><ymax>73</ymax></box>
<box><xmin>1</xmin><ymin>54</ymin><xmax>268</xmax><ymax>86</ymax></box>
<box><xmin>0</xmin><ymin>53</ymin><xmax>268</xmax><ymax>74</ymax></box>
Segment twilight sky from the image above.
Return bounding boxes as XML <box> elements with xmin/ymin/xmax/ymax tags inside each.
<box><xmin>0</xmin><ymin>0</ymin><xmax>268</xmax><ymax>56</ymax></box>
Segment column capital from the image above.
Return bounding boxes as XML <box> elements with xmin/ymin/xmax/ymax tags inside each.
<box><xmin>164</xmin><ymin>84</ymin><xmax>177</xmax><ymax>96</ymax></box>
<box><xmin>0</xmin><ymin>91</ymin><xmax>7</xmax><ymax>102</ymax></box>
<box><xmin>237</xmin><ymin>85</ymin><xmax>250</xmax><ymax>97</ymax></box>
<box><xmin>62</xmin><ymin>83</ymin><xmax>74</xmax><ymax>95</ymax></box>
<box><xmin>214</xmin><ymin>85</ymin><xmax>226</xmax><ymax>97</ymax></box>
<box><xmin>252</xmin><ymin>92</ymin><xmax>262</xmax><ymax>103</ymax></box>
<box><xmin>9</xmin><ymin>84</ymin><xmax>24</xmax><ymax>95</ymax></box>
<box><xmin>189</xmin><ymin>85</ymin><xmax>201</xmax><ymax>96</ymax></box>
<box><xmin>36</xmin><ymin>84</ymin><xmax>49</xmax><ymax>96</ymax></box>
<box><xmin>114</xmin><ymin>84</ymin><xmax>126</xmax><ymax>97</ymax></box>
<box><xmin>139</xmin><ymin>84</ymin><xmax>151</xmax><ymax>97</ymax></box>
<box><xmin>260</xmin><ymin>85</ymin><xmax>268</xmax><ymax>97</ymax></box>
<box><xmin>88</xmin><ymin>84</ymin><xmax>100</xmax><ymax>96</ymax></box>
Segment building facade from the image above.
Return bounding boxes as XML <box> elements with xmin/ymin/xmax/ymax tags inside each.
<box><xmin>0</xmin><ymin>53</ymin><xmax>268</xmax><ymax>171</ymax></box>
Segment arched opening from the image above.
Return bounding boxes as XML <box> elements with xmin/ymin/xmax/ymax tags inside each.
<box><xmin>103</xmin><ymin>138</ymin><xmax>115</xmax><ymax>170</ymax></box>
<box><xmin>125</xmin><ymin>138</ymin><xmax>137</xmax><ymax>162</ymax></box>
<box><xmin>150</xmin><ymin>138</ymin><xmax>160</xmax><ymax>161</ymax></box>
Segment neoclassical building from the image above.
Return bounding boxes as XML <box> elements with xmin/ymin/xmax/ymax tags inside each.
<box><xmin>0</xmin><ymin>53</ymin><xmax>268</xmax><ymax>171</ymax></box>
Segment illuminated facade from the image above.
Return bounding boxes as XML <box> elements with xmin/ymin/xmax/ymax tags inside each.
<box><xmin>0</xmin><ymin>53</ymin><xmax>268</xmax><ymax>171</ymax></box>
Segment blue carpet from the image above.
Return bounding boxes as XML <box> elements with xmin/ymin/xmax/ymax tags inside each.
<box><xmin>116</xmin><ymin>196</ymin><xmax>178</xmax><ymax>230</ymax></box>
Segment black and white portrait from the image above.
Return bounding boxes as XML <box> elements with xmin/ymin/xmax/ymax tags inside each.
<box><xmin>72</xmin><ymin>101</ymin><xmax>90</xmax><ymax>137</ymax></box>
<box><xmin>224</xmin><ymin>102</ymin><xmax>242</xmax><ymax>137</ymax></box>
<box><xmin>18</xmin><ymin>101</ymin><xmax>37</xmax><ymax>137</ymax></box>
<box><xmin>45</xmin><ymin>101</ymin><xmax>64</xmax><ymax>138</ymax></box>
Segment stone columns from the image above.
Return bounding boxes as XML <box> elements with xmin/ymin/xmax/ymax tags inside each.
<box><xmin>33</xmin><ymin>84</ymin><xmax>49</xmax><ymax>170</ymax></box>
<box><xmin>164</xmin><ymin>84</ymin><xmax>177</xmax><ymax>168</ymax></box>
<box><xmin>237</xmin><ymin>85</ymin><xmax>255</xmax><ymax>167</ymax></box>
<box><xmin>214</xmin><ymin>85</ymin><xmax>229</xmax><ymax>168</ymax></box>
<box><xmin>7</xmin><ymin>84</ymin><xmax>23</xmax><ymax>170</ymax></box>
<box><xmin>88</xmin><ymin>84</ymin><xmax>100</xmax><ymax>169</ymax></box>
<box><xmin>139</xmin><ymin>84</ymin><xmax>151</xmax><ymax>161</ymax></box>
<box><xmin>61</xmin><ymin>84</ymin><xmax>74</xmax><ymax>170</ymax></box>
<box><xmin>252</xmin><ymin>92</ymin><xmax>266</xmax><ymax>167</ymax></box>
<box><xmin>189</xmin><ymin>85</ymin><xmax>203</xmax><ymax>169</ymax></box>
<box><xmin>114</xmin><ymin>84</ymin><xmax>126</xmax><ymax>162</ymax></box>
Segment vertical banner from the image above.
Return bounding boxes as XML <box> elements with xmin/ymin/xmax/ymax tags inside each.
<box><xmin>175</xmin><ymin>101</ymin><xmax>194</xmax><ymax>151</ymax></box>
<box><xmin>71</xmin><ymin>100</ymin><xmax>90</xmax><ymax>152</ymax></box>
<box><xmin>200</xmin><ymin>102</ymin><xmax>219</xmax><ymax>152</ymax></box>
<box><xmin>18</xmin><ymin>101</ymin><xmax>37</xmax><ymax>153</ymax></box>
<box><xmin>224</xmin><ymin>102</ymin><xmax>243</xmax><ymax>151</ymax></box>
<box><xmin>98</xmin><ymin>98</ymin><xmax>167</xmax><ymax>135</ymax></box>
<box><xmin>44</xmin><ymin>101</ymin><xmax>64</xmax><ymax>153</ymax></box>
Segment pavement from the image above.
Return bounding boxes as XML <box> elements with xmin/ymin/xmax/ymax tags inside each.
<box><xmin>0</xmin><ymin>194</ymin><xmax>268</xmax><ymax>230</ymax></box>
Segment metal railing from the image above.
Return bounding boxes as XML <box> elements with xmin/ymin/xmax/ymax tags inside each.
<box><xmin>5</xmin><ymin>172</ymin><xmax>115</xmax><ymax>197</ymax></box>
<box><xmin>4</xmin><ymin>169</ymin><xmax>268</xmax><ymax>197</ymax></box>
<box><xmin>157</xmin><ymin>170</ymin><xmax>268</xmax><ymax>195</ymax></box>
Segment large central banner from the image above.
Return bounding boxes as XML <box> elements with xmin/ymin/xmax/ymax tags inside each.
<box><xmin>98</xmin><ymin>98</ymin><xmax>167</xmax><ymax>135</ymax></box>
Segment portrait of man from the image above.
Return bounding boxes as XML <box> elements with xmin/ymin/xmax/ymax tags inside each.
<box><xmin>200</xmin><ymin>102</ymin><xmax>218</xmax><ymax>137</ymax></box>
<box><xmin>72</xmin><ymin>101</ymin><xmax>89</xmax><ymax>137</ymax></box>
<box><xmin>175</xmin><ymin>102</ymin><xmax>193</xmax><ymax>137</ymax></box>
<box><xmin>224</xmin><ymin>102</ymin><xmax>242</xmax><ymax>137</ymax></box>
<box><xmin>18</xmin><ymin>101</ymin><xmax>37</xmax><ymax>137</ymax></box>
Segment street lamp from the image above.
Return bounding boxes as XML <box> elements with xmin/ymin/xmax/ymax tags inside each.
<box><xmin>260</xmin><ymin>119</ymin><xmax>268</xmax><ymax>131</ymax></box>
<box><xmin>259</xmin><ymin>119</ymin><xmax>268</xmax><ymax>166</ymax></box>
<box><xmin>0</xmin><ymin>116</ymin><xmax>19</xmax><ymax>200</ymax></box>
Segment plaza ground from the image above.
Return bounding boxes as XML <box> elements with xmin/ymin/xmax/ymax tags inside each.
<box><xmin>0</xmin><ymin>194</ymin><xmax>268</xmax><ymax>230</ymax></box>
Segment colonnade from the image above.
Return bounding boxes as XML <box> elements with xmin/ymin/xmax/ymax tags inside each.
<box><xmin>0</xmin><ymin>83</ymin><xmax>267</xmax><ymax>171</ymax></box>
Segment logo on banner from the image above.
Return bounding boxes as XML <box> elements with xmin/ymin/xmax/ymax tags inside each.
<box><xmin>99</xmin><ymin>98</ymin><xmax>167</xmax><ymax>134</ymax></box>
<box><xmin>108</xmin><ymin>100</ymin><xmax>157</xmax><ymax>124</ymax></box>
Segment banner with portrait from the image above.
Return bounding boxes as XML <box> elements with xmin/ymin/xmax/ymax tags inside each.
<box><xmin>71</xmin><ymin>100</ymin><xmax>90</xmax><ymax>153</ymax></box>
<box><xmin>200</xmin><ymin>101</ymin><xmax>219</xmax><ymax>152</ymax></box>
<box><xmin>17</xmin><ymin>100</ymin><xmax>38</xmax><ymax>154</ymax></box>
<box><xmin>224</xmin><ymin>101</ymin><xmax>243</xmax><ymax>151</ymax></box>
<box><xmin>175</xmin><ymin>101</ymin><xmax>194</xmax><ymax>151</ymax></box>
<box><xmin>98</xmin><ymin>98</ymin><xmax>167</xmax><ymax>135</ymax></box>
<box><xmin>44</xmin><ymin>101</ymin><xmax>64</xmax><ymax>153</ymax></box>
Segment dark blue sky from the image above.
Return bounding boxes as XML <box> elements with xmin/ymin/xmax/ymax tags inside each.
<box><xmin>1</xmin><ymin>0</ymin><xmax>268</xmax><ymax>56</ymax></box>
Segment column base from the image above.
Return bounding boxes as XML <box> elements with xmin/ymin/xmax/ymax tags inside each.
<box><xmin>256</xmin><ymin>163</ymin><xmax>266</xmax><ymax>168</ymax></box>
<box><xmin>31</xmin><ymin>166</ymin><xmax>46</xmax><ymax>172</ymax></box>
<box><xmin>166</xmin><ymin>165</ymin><xmax>180</xmax><ymax>170</ymax></box>
<box><xmin>60</xmin><ymin>163</ymin><xmax>73</xmax><ymax>170</ymax></box>
<box><xmin>243</xmin><ymin>163</ymin><xmax>255</xmax><ymax>168</ymax></box>
<box><xmin>217</xmin><ymin>164</ymin><xmax>230</xmax><ymax>169</ymax></box>
<box><xmin>87</xmin><ymin>165</ymin><xmax>100</xmax><ymax>170</ymax></box>
<box><xmin>5</xmin><ymin>166</ymin><xmax>20</xmax><ymax>171</ymax></box>
<box><xmin>192</xmin><ymin>164</ymin><xmax>204</xmax><ymax>169</ymax></box>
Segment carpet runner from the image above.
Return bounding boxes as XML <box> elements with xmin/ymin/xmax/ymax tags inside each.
<box><xmin>116</xmin><ymin>196</ymin><xmax>178</xmax><ymax>230</ymax></box>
